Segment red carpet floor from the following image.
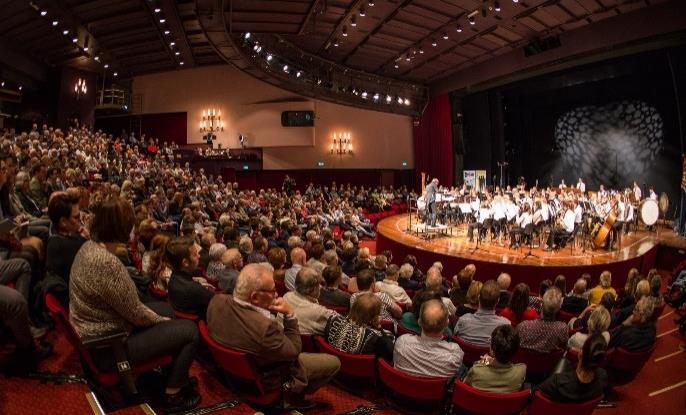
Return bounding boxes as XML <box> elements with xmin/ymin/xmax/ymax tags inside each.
<box><xmin>1</xmin><ymin>267</ymin><xmax>684</xmax><ymax>414</ymax></box>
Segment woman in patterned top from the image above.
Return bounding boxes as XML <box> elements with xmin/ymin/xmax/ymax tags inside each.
<box><xmin>324</xmin><ymin>292</ymin><xmax>394</xmax><ymax>361</ymax></box>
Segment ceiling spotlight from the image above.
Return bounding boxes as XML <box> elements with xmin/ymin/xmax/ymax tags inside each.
<box><xmin>405</xmin><ymin>54</ymin><xmax>411</xmax><ymax>61</ymax></box>
<box><xmin>296</xmin><ymin>70</ymin><xmax>302</xmax><ymax>77</ymax></box>
<box><xmin>456</xmin><ymin>24</ymin><xmax>462</xmax><ymax>33</ymax></box>
<box><xmin>159</xmin><ymin>19</ymin><xmax>166</xmax><ymax>23</ymax></box>
<box><xmin>342</xmin><ymin>26</ymin><xmax>348</xmax><ymax>37</ymax></box>
<box><xmin>283</xmin><ymin>64</ymin><xmax>289</xmax><ymax>72</ymax></box>
<box><xmin>266</xmin><ymin>54</ymin><xmax>273</xmax><ymax>61</ymax></box>
<box><xmin>62</xmin><ymin>29</ymin><xmax>69</xmax><ymax>35</ymax></box>
<box><xmin>419</xmin><ymin>47</ymin><xmax>424</xmax><ymax>54</ymax></box>
<box><xmin>442</xmin><ymin>32</ymin><xmax>449</xmax><ymax>40</ymax></box>
<box><xmin>333</xmin><ymin>38</ymin><xmax>339</xmax><ymax>47</ymax></box>
<box><xmin>40</xmin><ymin>10</ymin><xmax>47</xmax><ymax>16</ymax></box>
<box><xmin>368</xmin><ymin>1</ymin><xmax>375</xmax><ymax>6</ymax></box>
<box><xmin>104</xmin><ymin>64</ymin><xmax>109</xmax><ymax>68</ymax></box>
<box><xmin>397</xmin><ymin>96</ymin><xmax>403</xmax><ymax>104</ymax></box>
<box><xmin>72</xmin><ymin>37</ymin><xmax>78</xmax><ymax>43</ymax></box>
<box><xmin>404</xmin><ymin>98</ymin><xmax>410</xmax><ymax>106</ymax></box>
<box><xmin>385</xmin><ymin>95</ymin><xmax>392</xmax><ymax>103</ymax></box>
<box><xmin>83</xmin><ymin>47</ymin><xmax>89</xmax><ymax>52</ymax></box>
<box><xmin>316</xmin><ymin>78</ymin><xmax>322</xmax><ymax>85</ymax></box>
<box><xmin>170</xmin><ymin>42</ymin><xmax>175</xmax><ymax>46</ymax></box>
<box><xmin>359</xmin><ymin>6</ymin><xmax>366</xmax><ymax>16</ymax></box>
<box><xmin>431</xmin><ymin>39</ymin><xmax>437</xmax><ymax>47</ymax></box>
<box><xmin>1</xmin><ymin>82</ymin><xmax>4</xmax><ymax>87</ymax></box>
<box><xmin>394</xmin><ymin>63</ymin><xmax>399</xmax><ymax>68</ymax></box>
<box><xmin>175</xmin><ymin>51</ymin><xmax>180</xmax><ymax>56</ymax></box>
<box><xmin>469</xmin><ymin>16</ymin><xmax>476</xmax><ymax>25</ymax></box>
<box><xmin>256</xmin><ymin>46</ymin><xmax>262</xmax><ymax>52</ymax></box>
<box><xmin>164</xmin><ymin>30</ymin><xmax>170</xmax><ymax>35</ymax></box>
<box><xmin>373</xmin><ymin>93</ymin><xmax>380</xmax><ymax>100</ymax></box>
<box><xmin>361</xmin><ymin>91</ymin><xmax>368</xmax><ymax>99</ymax></box>
<box><xmin>19</xmin><ymin>85</ymin><xmax>23</xmax><ymax>91</ymax></box>
<box><xmin>351</xmin><ymin>15</ymin><xmax>357</xmax><ymax>27</ymax></box>
<box><xmin>495</xmin><ymin>1</ymin><xmax>501</xmax><ymax>12</ymax></box>
<box><xmin>154</xmin><ymin>8</ymin><xmax>160</xmax><ymax>13</ymax></box>
<box><xmin>253</xmin><ymin>44</ymin><xmax>259</xmax><ymax>51</ymax></box>
<box><xmin>52</xmin><ymin>20</ymin><xmax>58</xmax><ymax>26</ymax></box>
<box><xmin>512</xmin><ymin>0</ymin><xmax>519</xmax><ymax>2</ymax></box>
<box><xmin>179</xmin><ymin>62</ymin><xmax>184</xmax><ymax>65</ymax></box>
<box><xmin>113</xmin><ymin>72</ymin><xmax>118</xmax><ymax>77</ymax></box>
<box><xmin>94</xmin><ymin>56</ymin><xmax>100</xmax><ymax>61</ymax></box>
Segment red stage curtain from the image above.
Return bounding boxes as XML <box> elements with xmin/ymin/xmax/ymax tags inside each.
<box><xmin>413</xmin><ymin>94</ymin><xmax>453</xmax><ymax>187</ymax></box>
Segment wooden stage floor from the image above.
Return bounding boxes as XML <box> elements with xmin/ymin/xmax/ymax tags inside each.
<box><xmin>376</xmin><ymin>214</ymin><xmax>684</xmax><ymax>268</ymax></box>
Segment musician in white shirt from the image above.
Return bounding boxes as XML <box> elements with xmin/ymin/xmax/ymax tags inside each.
<box><xmin>576</xmin><ymin>178</ymin><xmax>586</xmax><ymax>193</ymax></box>
<box><xmin>649</xmin><ymin>187</ymin><xmax>657</xmax><ymax>200</ymax></box>
<box><xmin>633</xmin><ymin>181</ymin><xmax>642</xmax><ymax>201</ymax></box>
<box><xmin>468</xmin><ymin>201</ymin><xmax>492</xmax><ymax>242</ymax></box>
<box><xmin>509</xmin><ymin>204</ymin><xmax>532</xmax><ymax>247</ymax></box>
<box><xmin>559</xmin><ymin>179</ymin><xmax>567</xmax><ymax>189</ymax></box>
<box><xmin>573</xmin><ymin>200</ymin><xmax>584</xmax><ymax>225</ymax></box>
<box><xmin>547</xmin><ymin>202</ymin><xmax>576</xmax><ymax>250</ymax></box>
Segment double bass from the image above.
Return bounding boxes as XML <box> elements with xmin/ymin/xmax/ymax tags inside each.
<box><xmin>593</xmin><ymin>202</ymin><xmax>618</xmax><ymax>249</ymax></box>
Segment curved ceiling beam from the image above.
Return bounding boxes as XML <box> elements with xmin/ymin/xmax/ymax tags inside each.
<box><xmin>195</xmin><ymin>0</ymin><xmax>428</xmax><ymax>117</ymax></box>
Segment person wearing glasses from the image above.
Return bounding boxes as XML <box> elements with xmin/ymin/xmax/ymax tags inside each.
<box><xmin>207</xmin><ymin>263</ymin><xmax>340</xmax><ymax>410</ymax></box>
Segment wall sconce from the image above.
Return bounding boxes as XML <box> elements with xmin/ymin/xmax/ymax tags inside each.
<box><xmin>331</xmin><ymin>132</ymin><xmax>353</xmax><ymax>155</ymax></box>
<box><xmin>200</xmin><ymin>108</ymin><xmax>224</xmax><ymax>134</ymax></box>
<box><xmin>74</xmin><ymin>78</ymin><xmax>87</xmax><ymax>99</ymax></box>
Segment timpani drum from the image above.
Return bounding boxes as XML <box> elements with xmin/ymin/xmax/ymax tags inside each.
<box><xmin>639</xmin><ymin>199</ymin><xmax>659</xmax><ymax>226</ymax></box>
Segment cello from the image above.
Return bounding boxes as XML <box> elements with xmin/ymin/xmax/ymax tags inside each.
<box><xmin>593</xmin><ymin>202</ymin><xmax>618</xmax><ymax>249</ymax></box>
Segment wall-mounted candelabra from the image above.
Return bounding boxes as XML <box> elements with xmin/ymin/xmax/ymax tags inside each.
<box><xmin>200</xmin><ymin>108</ymin><xmax>224</xmax><ymax>133</ymax></box>
<box><xmin>74</xmin><ymin>78</ymin><xmax>87</xmax><ymax>99</ymax></box>
<box><xmin>331</xmin><ymin>132</ymin><xmax>353</xmax><ymax>155</ymax></box>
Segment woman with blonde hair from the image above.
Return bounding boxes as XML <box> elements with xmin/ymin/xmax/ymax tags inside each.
<box><xmin>458</xmin><ymin>280</ymin><xmax>483</xmax><ymax>316</ymax></box>
<box><xmin>568</xmin><ymin>306</ymin><xmax>611</xmax><ymax>350</ymax></box>
<box><xmin>617</xmin><ymin>268</ymin><xmax>640</xmax><ymax>308</ymax></box>
<box><xmin>588</xmin><ymin>271</ymin><xmax>616</xmax><ymax>305</ymax></box>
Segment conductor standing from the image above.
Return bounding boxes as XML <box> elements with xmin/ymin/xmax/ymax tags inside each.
<box><xmin>424</xmin><ymin>178</ymin><xmax>439</xmax><ymax>226</ymax></box>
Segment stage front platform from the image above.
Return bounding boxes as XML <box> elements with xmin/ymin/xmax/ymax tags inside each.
<box><xmin>376</xmin><ymin>214</ymin><xmax>686</xmax><ymax>290</ymax></box>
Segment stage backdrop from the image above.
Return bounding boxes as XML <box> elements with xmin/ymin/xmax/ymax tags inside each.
<box><xmin>458</xmin><ymin>45</ymin><xmax>685</xmax><ymax>209</ymax></box>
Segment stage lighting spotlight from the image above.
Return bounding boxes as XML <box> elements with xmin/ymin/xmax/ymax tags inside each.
<box><xmin>368</xmin><ymin>1</ymin><xmax>375</xmax><ymax>6</ymax></box>
<box><xmin>456</xmin><ymin>24</ymin><xmax>462</xmax><ymax>33</ymax></box>
<box><xmin>164</xmin><ymin>30</ymin><xmax>170</xmax><ymax>35</ymax></box>
<box><xmin>19</xmin><ymin>85</ymin><xmax>23</xmax><ymax>90</ymax></box>
<box><xmin>419</xmin><ymin>47</ymin><xmax>424</xmax><ymax>54</ymax></box>
<box><xmin>94</xmin><ymin>56</ymin><xmax>100</xmax><ymax>61</ymax></box>
<box><xmin>72</xmin><ymin>37</ymin><xmax>78</xmax><ymax>43</ymax></box>
<box><xmin>404</xmin><ymin>98</ymin><xmax>411</xmax><ymax>106</ymax></box>
<box><xmin>244</xmin><ymin>32</ymin><xmax>251</xmax><ymax>39</ymax></box>
<box><xmin>512</xmin><ymin>0</ymin><xmax>519</xmax><ymax>3</ymax></box>
<box><xmin>283</xmin><ymin>64</ymin><xmax>289</xmax><ymax>72</ymax></box>
<box><xmin>361</xmin><ymin>91</ymin><xmax>368</xmax><ymax>99</ymax></box>
<box><xmin>170</xmin><ymin>41</ymin><xmax>175</xmax><ymax>46</ymax></box>
<box><xmin>296</xmin><ymin>71</ymin><xmax>302</xmax><ymax>78</ymax></box>
<box><xmin>266</xmin><ymin>54</ymin><xmax>273</xmax><ymax>61</ymax></box>
<box><xmin>113</xmin><ymin>72</ymin><xmax>118</xmax><ymax>77</ymax></box>
<box><xmin>359</xmin><ymin>6</ymin><xmax>366</xmax><ymax>16</ymax></box>
<box><xmin>175</xmin><ymin>51</ymin><xmax>180</xmax><ymax>55</ymax></box>
<box><xmin>333</xmin><ymin>38</ymin><xmax>339</xmax><ymax>47</ymax></box>
<box><xmin>397</xmin><ymin>96</ymin><xmax>403</xmax><ymax>104</ymax></box>
<box><xmin>1</xmin><ymin>82</ymin><xmax>4</xmax><ymax>87</ymax></box>
<box><xmin>83</xmin><ymin>47</ymin><xmax>89</xmax><ymax>52</ymax></box>
<box><xmin>159</xmin><ymin>18</ymin><xmax>166</xmax><ymax>23</ymax></box>
<box><xmin>431</xmin><ymin>39</ymin><xmax>437</xmax><ymax>47</ymax></box>
<box><xmin>40</xmin><ymin>10</ymin><xmax>47</xmax><ymax>16</ymax></box>
<box><xmin>104</xmin><ymin>64</ymin><xmax>109</xmax><ymax>68</ymax></box>
<box><xmin>405</xmin><ymin>54</ymin><xmax>411</xmax><ymax>61</ymax></box>
<box><xmin>179</xmin><ymin>61</ymin><xmax>184</xmax><ymax>66</ymax></box>
<box><xmin>386</xmin><ymin>95</ymin><xmax>392</xmax><ymax>103</ymax></box>
<box><xmin>52</xmin><ymin>20</ymin><xmax>58</xmax><ymax>26</ymax></box>
<box><xmin>351</xmin><ymin>15</ymin><xmax>357</xmax><ymax>27</ymax></box>
<box><xmin>342</xmin><ymin>26</ymin><xmax>348</xmax><ymax>37</ymax></box>
<box><xmin>154</xmin><ymin>8</ymin><xmax>160</xmax><ymax>13</ymax></box>
<box><xmin>442</xmin><ymin>32</ymin><xmax>449</xmax><ymax>40</ymax></box>
<box><xmin>495</xmin><ymin>1</ymin><xmax>501</xmax><ymax>12</ymax></box>
<box><xmin>62</xmin><ymin>29</ymin><xmax>69</xmax><ymax>35</ymax></box>
<box><xmin>469</xmin><ymin>16</ymin><xmax>475</xmax><ymax>25</ymax></box>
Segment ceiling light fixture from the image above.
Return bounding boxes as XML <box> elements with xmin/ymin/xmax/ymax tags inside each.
<box><xmin>359</xmin><ymin>6</ymin><xmax>366</xmax><ymax>17</ymax></box>
<box><xmin>179</xmin><ymin>62</ymin><xmax>184</xmax><ymax>65</ymax></box>
<box><xmin>394</xmin><ymin>63</ymin><xmax>399</xmax><ymax>68</ymax></box>
<box><xmin>495</xmin><ymin>1</ymin><xmax>501</xmax><ymax>12</ymax></box>
<box><xmin>333</xmin><ymin>38</ymin><xmax>339</xmax><ymax>47</ymax></box>
<box><xmin>170</xmin><ymin>41</ymin><xmax>175</xmax><ymax>46</ymax></box>
<box><xmin>52</xmin><ymin>20</ymin><xmax>58</xmax><ymax>26</ymax></box>
<box><xmin>431</xmin><ymin>39</ymin><xmax>437</xmax><ymax>47</ymax></box>
<box><xmin>1</xmin><ymin>82</ymin><xmax>4</xmax><ymax>87</ymax></box>
<box><xmin>40</xmin><ymin>10</ymin><xmax>47</xmax><ymax>16</ymax></box>
<box><xmin>154</xmin><ymin>8</ymin><xmax>160</xmax><ymax>13</ymax></box>
<box><xmin>361</xmin><ymin>91</ymin><xmax>368</xmax><ymax>99</ymax></box>
<box><xmin>456</xmin><ymin>24</ymin><xmax>462</xmax><ymax>33</ymax></box>
<box><xmin>397</xmin><ymin>96</ymin><xmax>403</xmax><ymax>104</ymax></box>
<box><xmin>419</xmin><ymin>47</ymin><xmax>424</xmax><ymax>54</ymax></box>
<box><xmin>351</xmin><ymin>15</ymin><xmax>357</xmax><ymax>27</ymax></box>
<box><xmin>72</xmin><ymin>37</ymin><xmax>78</xmax><ymax>43</ymax></box>
<box><xmin>469</xmin><ymin>15</ymin><xmax>476</xmax><ymax>25</ymax></box>
<box><xmin>266</xmin><ymin>54</ymin><xmax>273</xmax><ymax>61</ymax></box>
<box><xmin>63</xmin><ymin>29</ymin><xmax>69</xmax><ymax>35</ymax></box>
<box><xmin>442</xmin><ymin>32</ymin><xmax>449</xmax><ymax>40</ymax></box>
<box><xmin>342</xmin><ymin>26</ymin><xmax>348</xmax><ymax>37</ymax></box>
<box><xmin>164</xmin><ymin>30</ymin><xmax>170</xmax><ymax>35</ymax></box>
<box><xmin>368</xmin><ymin>1</ymin><xmax>375</xmax><ymax>7</ymax></box>
<box><xmin>373</xmin><ymin>93</ymin><xmax>380</xmax><ymax>100</ymax></box>
<box><xmin>175</xmin><ymin>51</ymin><xmax>180</xmax><ymax>55</ymax></box>
<box><xmin>385</xmin><ymin>95</ymin><xmax>392</xmax><ymax>103</ymax></box>
<box><xmin>404</xmin><ymin>98</ymin><xmax>411</xmax><ymax>106</ymax></box>
<box><xmin>512</xmin><ymin>0</ymin><xmax>519</xmax><ymax>2</ymax></box>
<box><xmin>159</xmin><ymin>18</ymin><xmax>165</xmax><ymax>23</ymax></box>
<box><xmin>405</xmin><ymin>54</ymin><xmax>410</xmax><ymax>61</ymax></box>
<box><xmin>19</xmin><ymin>85</ymin><xmax>23</xmax><ymax>91</ymax></box>
<box><xmin>94</xmin><ymin>56</ymin><xmax>100</xmax><ymax>61</ymax></box>
<box><xmin>244</xmin><ymin>32</ymin><xmax>251</xmax><ymax>39</ymax></box>
<box><xmin>283</xmin><ymin>64</ymin><xmax>289</xmax><ymax>72</ymax></box>
<box><xmin>296</xmin><ymin>70</ymin><xmax>302</xmax><ymax>77</ymax></box>
<box><xmin>113</xmin><ymin>72</ymin><xmax>118</xmax><ymax>77</ymax></box>
<box><xmin>83</xmin><ymin>47</ymin><xmax>89</xmax><ymax>51</ymax></box>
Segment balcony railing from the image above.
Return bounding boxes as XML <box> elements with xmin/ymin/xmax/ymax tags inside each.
<box><xmin>96</xmin><ymin>88</ymin><xmax>130</xmax><ymax>110</ymax></box>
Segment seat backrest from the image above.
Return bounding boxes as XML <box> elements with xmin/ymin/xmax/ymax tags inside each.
<box><xmin>380</xmin><ymin>319</ymin><xmax>395</xmax><ymax>334</ymax></box>
<box><xmin>377</xmin><ymin>358</ymin><xmax>446</xmax><ymax>401</ymax></box>
<box><xmin>301</xmin><ymin>334</ymin><xmax>316</xmax><ymax>353</ymax></box>
<box><xmin>451</xmin><ymin>381</ymin><xmax>531</xmax><ymax>415</ymax></box>
<box><xmin>396</xmin><ymin>324</ymin><xmax>419</xmax><ymax>337</ymax></box>
<box><xmin>512</xmin><ymin>348</ymin><xmax>564</xmax><ymax>375</ymax></box>
<box><xmin>322</xmin><ymin>303</ymin><xmax>349</xmax><ymax>315</ymax></box>
<box><xmin>197</xmin><ymin>321</ymin><xmax>265</xmax><ymax>389</ymax></box>
<box><xmin>527</xmin><ymin>390</ymin><xmax>601</xmax><ymax>415</ymax></box>
<box><xmin>605</xmin><ymin>344</ymin><xmax>656</xmax><ymax>373</ymax></box>
<box><xmin>314</xmin><ymin>336</ymin><xmax>376</xmax><ymax>378</ymax></box>
<box><xmin>557</xmin><ymin>310</ymin><xmax>578</xmax><ymax>323</ymax></box>
<box><xmin>173</xmin><ymin>309</ymin><xmax>200</xmax><ymax>322</ymax></box>
<box><xmin>452</xmin><ymin>336</ymin><xmax>490</xmax><ymax>365</ymax></box>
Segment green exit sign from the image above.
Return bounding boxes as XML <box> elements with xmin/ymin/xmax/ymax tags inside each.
<box><xmin>317</xmin><ymin>161</ymin><xmax>325</xmax><ymax>167</ymax></box>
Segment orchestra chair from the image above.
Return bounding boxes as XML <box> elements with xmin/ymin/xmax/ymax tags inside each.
<box><xmin>526</xmin><ymin>390</ymin><xmax>601</xmax><ymax>415</ymax></box>
<box><xmin>313</xmin><ymin>336</ymin><xmax>377</xmax><ymax>397</ymax></box>
<box><xmin>45</xmin><ymin>293</ymin><xmax>173</xmax><ymax>404</ymax></box>
<box><xmin>274</xmin><ymin>279</ymin><xmax>288</xmax><ymax>297</ymax></box>
<box><xmin>452</xmin><ymin>336</ymin><xmax>490</xmax><ymax>366</ymax></box>
<box><xmin>512</xmin><ymin>348</ymin><xmax>565</xmax><ymax>382</ymax></box>
<box><xmin>377</xmin><ymin>358</ymin><xmax>448</xmax><ymax>414</ymax></box>
<box><xmin>450</xmin><ymin>380</ymin><xmax>531</xmax><ymax>415</ymax></box>
<box><xmin>198</xmin><ymin>321</ymin><xmax>282</xmax><ymax>406</ymax></box>
<box><xmin>172</xmin><ymin>309</ymin><xmax>200</xmax><ymax>322</ymax></box>
<box><xmin>605</xmin><ymin>345</ymin><xmax>656</xmax><ymax>386</ymax></box>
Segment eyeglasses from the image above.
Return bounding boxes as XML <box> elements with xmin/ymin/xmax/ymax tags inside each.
<box><xmin>258</xmin><ymin>288</ymin><xmax>277</xmax><ymax>295</ymax></box>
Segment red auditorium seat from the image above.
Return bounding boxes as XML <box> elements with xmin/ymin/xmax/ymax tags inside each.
<box><xmin>301</xmin><ymin>334</ymin><xmax>316</xmax><ymax>353</ymax></box>
<box><xmin>557</xmin><ymin>309</ymin><xmax>579</xmax><ymax>323</ymax></box>
<box><xmin>380</xmin><ymin>319</ymin><xmax>396</xmax><ymax>335</ymax></box>
<box><xmin>526</xmin><ymin>390</ymin><xmax>601</xmax><ymax>415</ymax></box>
<box><xmin>45</xmin><ymin>293</ymin><xmax>173</xmax><ymax>400</ymax></box>
<box><xmin>173</xmin><ymin>310</ymin><xmax>200</xmax><ymax>322</ymax></box>
<box><xmin>274</xmin><ymin>279</ymin><xmax>288</xmax><ymax>297</ymax></box>
<box><xmin>512</xmin><ymin>348</ymin><xmax>565</xmax><ymax>379</ymax></box>
<box><xmin>198</xmin><ymin>321</ymin><xmax>281</xmax><ymax>406</ymax></box>
<box><xmin>377</xmin><ymin>358</ymin><xmax>448</xmax><ymax>414</ymax></box>
<box><xmin>313</xmin><ymin>336</ymin><xmax>377</xmax><ymax>394</ymax></box>
<box><xmin>452</xmin><ymin>336</ymin><xmax>490</xmax><ymax>365</ymax></box>
<box><xmin>605</xmin><ymin>344</ymin><xmax>656</xmax><ymax>385</ymax></box>
<box><xmin>396</xmin><ymin>324</ymin><xmax>419</xmax><ymax>337</ymax></box>
<box><xmin>450</xmin><ymin>380</ymin><xmax>530</xmax><ymax>415</ymax></box>
<box><xmin>322</xmin><ymin>303</ymin><xmax>349</xmax><ymax>314</ymax></box>
<box><xmin>148</xmin><ymin>285</ymin><xmax>168</xmax><ymax>300</ymax></box>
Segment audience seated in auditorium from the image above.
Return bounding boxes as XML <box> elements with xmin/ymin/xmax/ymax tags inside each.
<box><xmin>553</xmin><ymin>275</ymin><xmax>567</xmax><ymax>299</ymax></box>
<box><xmin>283</xmin><ymin>267</ymin><xmax>337</xmax><ymax>335</ymax></box>
<box><xmin>268</xmin><ymin>247</ymin><xmax>288</xmax><ymax>283</ymax></box>
<box><xmin>571</xmin><ymin>292</ymin><xmax>616</xmax><ymax>332</ymax></box>
<box><xmin>588</xmin><ymin>270</ymin><xmax>617</xmax><ymax>305</ymax></box>
<box><xmin>147</xmin><ymin>234</ymin><xmax>172</xmax><ymax>292</ymax></box>
<box><xmin>464</xmin><ymin>325</ymin><xmax>526</xmax><ymax>393</ymax></box>
<box><xmin>425</xmin><ymin>266</ymin><xmax>457</xmax><ymax>316</ymax></box>
<box><xmin>350</xmin><ymin>269</ymin><xmax>402</xmax><ymax>321</ymax></box>
<box><xmin>247</xmin><ymin>236</ymin><xmax>268</xmax><ymax>264</ymax></box>
<box><xmin>561</xmin><ymin>278</ymin><xmax>589</xmax><ymax>314</ymax></box>
<box><xmin>499</xmin><ymin>283</ymin><xmax>538</xmax><ymax>326</ymax></box>
<box><xmin>394</xmin><ymin>299</ymin><xmax>463</xmax><ymax>378</ymax></box>
<box><xmin>372</xmin><ymin>254</ymin><xmax>388</xmax><ymax>281</ymax></box>
<box><xmin>400</xmin><ymin>289</ymin><xmax>453</xmax><ymax>337</ymax></box>
<box><xmin>207</xmin><ymin>264</ymin><xmax>340</xmax><ymax>409</ymax></box>
<box><xmin>454</xmin><ymin>280</ymin><xmax>511</xmax><ymax>347</ymax></box>
<box><xmin>608</xmin><ymin>296</ymin><xmax>656</xmax><ymax>352</ymax></box>
<box><xmin>305</xmin><ymin>243</ymin><xmax>326</xmax><ymax>275</ymax></box>
<box><xmin>204</xmin><ymin>243</ymin><xmax>227</xmax><ymax>286</ymax></box>
<box><xmin>611</xmin><ymin>279</ymin><xmax>650</xmax><ymax>328</ymax></box>
<box><xmin>538</xmin><ymin>334</ymin><xmax>607</xmax><ymax>403</ymax></box>
<box><xmin>616</xmin><ymin>268</ymin><xmax>641</xmax><ymax>309</ymax></box>
<box><xmin>216</xmin><ymin>248</ymin><xmax>242</xmax><ymax>293</ymax></box>
<box><xmin>376</xmin><ymin>264</ymin><xmax>412</xmax><ymax>306</ymax></box>
<box><xmin>496</xmin><ymin>273</ymin><xmax>512</xmax><ymax>308</ymax></box>
<box><xmin>198</xmin><ymin>232</ymin><xmax>216</xmax><ymax>269</ymax></box>
<box><xmin>449</xmin><ymin>265</ymin><xmax>475</xmax><ymax>309</ymax></box>
<box><xmin>45</xmin><ymin>192</ymin><xmax>88</xmax><ymax>284</ymax></box>
<box><xmin>69</xmin><ymin>197</ymin><xmax>200</xmax><ymax>411</ymax></box>
<box><xmin>568</xmin><ymin>305</ymin><xmax>611</xmax><ymax>351</ymax></box>
<box><xmin>528</xmin><ymin>279</ymin><xmax>552</xmax><ymax>314</ymax></box>
<box><xmin>398</xmin><ymin>262</ymin><xmax>421</xmax><ymax>291</ymax></box>
<box><xmin>457</xmin><ymin>280</ymin><xmax>482</xmax><ymax>317</ymax></box>
<box><xmin>518</xmin><ymin>287</ymin><xmax>568</xmax><ymax>353</ymax></box>
<box><xmin>319</xmin><ymin>265</ymin><xmax>351</xmax><ymax>307</ymax></box>
<box><xmin>325</xmin><ymin>292</ymin><xmax>394</xmax><ymax>361</ymax></box>
<box><xmin>285</xmin><ymin>247</ymin><xmax>306</xmax><ymax>292</ymax></box>
<box><xmin>167</xmin><ymin>237</ymin><xmax>215</xmax><ymax>318</ymax></box>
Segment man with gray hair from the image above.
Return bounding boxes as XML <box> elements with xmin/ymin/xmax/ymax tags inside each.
<box><xmin>376</xmin><ymin>264</ymin><xmax>412</xmax><ymax>305</ymax></box>
<box><xmin>561</xmin><ymin>278</ymin><xmax>589</xmax><ymax>314</ymax></box>
<box><xmin>608</xmin><ymin>296</ymin><xmax>656</xmax><ymax>352</ymax></box>
<box><xmin>284</xmin><ymin>267</ymin><xmax>337</xmax><ymax>335</ymax></box>
<box><xmin>496</xmin><ymin>273</ymin><xmax>512</xmax><ymax>308</ymax></box>
<box><xmin>425</xmin><ymin>266</ymin><xmax>456</xmax><ymax>316</ymax></box>
<box><xmin>217</xmin><ymin>248</ymin><xmax>243</xmax><ymax>293</ymax></box>
<box><xmin>285</xmin><ymin>247</ymin><xmax>306</xmax><ymax>292</ymax></box>
<box><xmin>517</xmin><ymin>287</ymin><xmax>568</xmax><ymax>353</ymax></box>
<box><xmin>207</xmin><ymin>264</ymin><xmax>340</xmax><ymax>409</ymax></box>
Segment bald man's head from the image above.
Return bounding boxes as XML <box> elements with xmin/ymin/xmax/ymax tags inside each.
<box><xmin>290</xmin><ymin>247</ymin><xmax>306</xmax><ymax>266</ymax></box>
<box><xmin>419</xmin><ymin>299</ymin><xmax>448</xmax><ymax>336</ymax></box>
<box><xmin>497</xmin><ymin>273</ymin><xmax>511</xmax><ymax>290</ymax></box>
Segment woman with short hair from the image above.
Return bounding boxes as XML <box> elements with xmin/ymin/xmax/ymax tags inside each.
<box><xmin>568</xmin><ymin>306</ymin><xmax>611</xmax><ymax>350</ymax></box>
<box><xmin>499</xmin><ymin>283</ymin><xmax>538</xmax><ymax>326</ymax></box>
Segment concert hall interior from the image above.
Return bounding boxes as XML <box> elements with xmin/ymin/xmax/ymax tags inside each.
<box><xmin>1</xmin><ymin>1</ymin><xmax>686</xmax><ymax>415</ymax></box>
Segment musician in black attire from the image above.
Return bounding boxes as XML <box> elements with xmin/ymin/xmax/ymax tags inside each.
<box><xmin>424</xmin><ymin>178</ymin><xmax>439</xmax><ymax>227</ymax></box>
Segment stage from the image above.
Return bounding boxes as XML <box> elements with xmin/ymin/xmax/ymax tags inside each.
<box><xmin>376</xmin><ymin>214</ymin><xmax>686</xmax><ymax>290</ymax></box>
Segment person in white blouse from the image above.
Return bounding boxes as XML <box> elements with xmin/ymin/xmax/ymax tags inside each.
<box><xmin>576</xmin><ymin>177</ymin><xmax>586</xmax><ymax>193</ymax></box>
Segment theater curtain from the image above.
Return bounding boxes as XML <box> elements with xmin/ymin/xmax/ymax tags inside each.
<box><xmin>413</xmin><ymin>94</ymin><xmax>453</xmax><ymax>188</ymax></box>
